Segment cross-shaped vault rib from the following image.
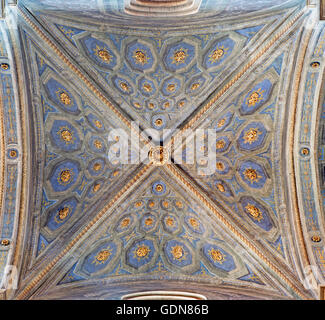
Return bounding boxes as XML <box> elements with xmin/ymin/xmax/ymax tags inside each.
<box><xmin>14</xmin><ymin>3</ymin><xmax>313</xmax><ymax>300</ymax></box>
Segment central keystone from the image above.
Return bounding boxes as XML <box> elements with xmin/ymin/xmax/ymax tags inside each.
<box><xmin>148</xmin><ymin>146</ymin><xmax>169</xmax><ymax>166</ymax></box>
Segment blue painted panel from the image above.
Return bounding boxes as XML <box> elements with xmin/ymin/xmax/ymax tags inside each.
<box><xmin>50</xmin><ymin>120</ymin><xmax>82</xmax><ymax>152</ymax></box>
<box><xmin>241</xmin><ymin>79</ymin><xmax>273</xmax><ymax>115</ymax></box>
<box><xmin>203</xmin><ymin>37</ymin><xmax>235</xmax><ymax>69</ymax></box>
<box><xmin>126</xmin><ymin>239</ymin><xmax>155</xmax><ymax>269</ymax></box>
<box><xmin>237</xmin><ymin>122</ymin><xmax>268</xmax><ymax>151</ymax></box>
<box><xmin>238</xmin><ymin>161</ymin><xmax>268</xmax><ymax>189</ymax></box>
<box><xmin>45</xmin><ymin>78</ymin><xmax>80</xmax><ymax>114</ymax></box>
<box><xmin>240</xmin><ymin>197</ymin><xmax>273</xmax><ymax>231</ymax></box>
<box><xmin>82</xmin><ymin>241</ymin><xmax>118</xmax><ymax>274</ymax></box>
<box><xmin>82</xmin><ymin>35</ymin><xmax>117</xmax><ymax>69</ymax></box>
<box><xmin>202</xmin><ymin>243</ymin><xmax>236</xmax><ymax>272</ymax></box>
<box><xmin>164</xmin><ymin>239</ymin><xmax>192</xmax><ymax>267</ymax></box>
<box><xmin>46</xmin><ymin>197</ymin><xmax>78</xmax><ymax>231</ymax></box>
<box><xmin>49</xmin><ymin>160</ymin><xmax>81</xmax><ymax>192</ymax></box>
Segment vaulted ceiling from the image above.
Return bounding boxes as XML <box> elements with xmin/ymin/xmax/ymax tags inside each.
<box><xmin>0</xmin><ymin>0</ymin><xmax>324</xmax><ymax>300</ymax></box>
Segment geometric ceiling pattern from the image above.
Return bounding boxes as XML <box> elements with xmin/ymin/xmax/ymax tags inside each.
<box><xmin>41</xmin><ymin>15</ymin><xmax>266</xmax><ymax>140</ymax></box>
<box><xmin>0</xmin><ymin>0</ymin><xmax>325</xmax><ymax>300</ymax></box>
<box><xmin>180</xmin><ymin>53</ymin><xmax>283</xmax><ymax>257</ymax></box>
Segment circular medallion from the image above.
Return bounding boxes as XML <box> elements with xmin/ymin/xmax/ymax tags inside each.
<box><xmin>1</xmin><ymin>63</ymin><xmax>9</xmax><ymax>71</ymax></box>
<box><xmin>311</xmin><ymin>61</ymin><xmax>320</xmax><ymax>69</ymax></box>
<box><xmin>1</xmin><ymin>239</ymin><xmax>10</xmax><ymax>246</ymax></box>
<box><xmin>311</xmin><ymin>235</ymin><xmax>321</xmax><ymax>243</ymax></box>
<box><xmin>301</xmin><ymin>147</ymin><xmax>310</xmax><ymax>156</ymax></box>
<box><xmin>149</xmin><ymin>146</ymin><xmax>169</xmax><ymax>166</ymax></box>
<box><xmin>8</xmin><ymin>148</ymin><xmax>18</xmax><ymax>159</ymax></box>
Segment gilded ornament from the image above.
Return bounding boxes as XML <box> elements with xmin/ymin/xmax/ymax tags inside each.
<box><xmin>57</xmin><ymin>126</ymin><xmax>75</xmax><ymax>145</ymax></box>
<box><xmin>143</xmin><ymin>83</ymin><xmax>152</xmax><ymax>92</ymax></box>
<box><xmin>178</xmin><ymin>101</ymin><xmax>185</xmax><ymax>108</ymax></box>
<box><xmin>1</xmin><ymin>63</ymin><xmax>9</xmax><ymax>70</ymax></box>
<box><xmin>145</xmin><ymin>217</ymin><xmax>154</xmax><ymax>226</ymax></box>
<box><xmin>94</xmin><ymin>140</ymin><xmax>103</xmax><ymax>149</ymax></box>
<box><xmin>189</xmin><ymin>218</ymin><xmax>199</xmax><ymax>229</ymax></box>
<box><xmin>93</xmin><ymin>163</ymin><xmax>102</xmax><ymax>171</ymax></box>
<box><xmin>167</xmin><ymin>84</ymin><xmax>176</xmax><ymax>92</ymax></box>
<box><xmin>244</xmin><ymin>168</ymin><xmax>261</xmax><ymax>184</ymax></box>
<box><xmin>301</xmin><ymin>148</ymin><xmax>309</xmax><ymax>156</ymax></box>
<box><xmin>208</xmin><ymin>47</ymin><xmax>227</xmax><ymax>63</ymax></box>
<box><xmin>175</xmin><ymin>200</ymin><xmax>183</xmax><ymax>208</ymax></box>
<box><xmin>120</xmin><ymin>82</ymin><xmax>129</xmax><ymax>92</ymax></box>
<box><xmin>246</xmin><ymin>89</ymin><xmax>264</xmax><ymax>107</ymax></box>
<box><xmin>311</xmin><ymin>62</ymin><xmax>320</xmax><ymax>69</ymax></box>
<box><xmin>311</xmin><ymin>235</ymin><xmax>321</xmax><ymax>243</ymax></box>
<box><xmin>148</xmin><ymin>201</ymin><xmax>155</xmax><ymax>208</ymax></box>
<box><xmin>148</xmin><ymin>103</ymin><xmax>155</xmax><ymax>109</ymax></box>
<box><xmin>58</xmin><ymin>207</ymin><xmax>70</xmax><ymax>221</ymax></box>
<box><xmin>155</xmin><ymin>118</ymin><xmax>163</xmax><ymax>127</ymax></box>
<box><xmin>199</xmin><ymin>170</ymin><xmax>207</xmax><ymax>177</ymax></box>
<box><xmin>162</xmin><ymin>200</ymin><xmax>169</xmax><ymax>208</ymax></box>
<box><xmin>149</xmin><ymin>146</ymin><xmax>169</xmax><ymax>166</ymax></box>
<box><xmin>217</xmin><ymin>183</ymin><xmax>225</xmax><ymax>193</ymax></box>
<box><xmin>133</xmin><ymin>50</ymin><xmax>149</xmax><ymax>65</ymax></box>
<box><xmin>208</xmin><ymin>248</ymin><xmax>225</xmax><ymax>263</ymax></box>
<box><xmin>93</xmin><ymin>183</ymin><xmax>101</xmax><ymax>192</ymax></box>
<box><xmin>10</xmin><ymin>150</ymin><xmax>17</xmax><ymax>158</ymax></box>
<box><xmin>1</xmin><ymin>239</ymin><xmax>10</xmax><ymax>246</ymax></box>
<box><xmin>59</xmin><ymin>169</ymin><xmax>72</xmax><ymax>184</ymax></box>
<box><xmin>98</xmin><ymin>49</ymin><xmax>112</xmax><ymax>63</ymax></box>
<box><xmin>243</xmin><ymin>128</ymin><xmax>261</xmax><ymax>144</ymax></box>
<box><xmin>245</xmin><ymin>204</ymin><xmax>263</xmax><ymax>222</ymax></box>
<box><xmin>113</xmin><ymin>170</ymin><xmax>120</xmax><ymax>177</ymax></box>
<box><xmin>94</xmin><ymin>120</ymin><xmax>103</xmax><ymax>129</ymax></box>
<box><xmin>164</xmin><ymin>102</ymin><xmax>170</xmax><ymax>109</ymax></box>
<box><xmin>191</xmin><ymin>83</ymin><xmax>200</xmax><ymax>91</ymax></box>
<box><xmin>120</xmin><ymin>218</ymin><xmax>131</xmax><ymax>228</ymax></box>
<box><xmin>111</xmin><ymin>147</ymin><xmax>119</xmax><ymax>155</ymax></box>
<box><xmin>166</xmin><ymin>217</ymin><xmax>175</xmax><ymax>227</ymax></box>
<box><xmin>136</xmin><ymin>245</ymin><xmax>150</xmax><ymax>258</ymax></box>
<box><xmin>171</xmin><ymin>245</ymin><xmax>184</xmax><ymax>260</ymax></box>
<box><xmin>60</xmin><ymin>129</ymin><xmax>73</xmax><ymax>143</ymax></box>
<box><xmin>134</xmin><ymin>102</ymin><xmax>142</xmax><ymax>109</ymax></box>
<box><xmin>92</xmin><ymin>249</ymin><xmax>111</xmax><ymax>265</ymax></box>
<box><xmin>172</xmin><ymin>49</ymin><xmax>188</xmax><ymax>65</ymax></box>
<box><xmin>155</xmin><ymin>184</ymin><xmax>164</xmax><ymax>192</ymax></box>
<box><xmin>216</xmin><ymin>162</ymin><xmax>225</xmax><ymax>171</ymax></box>
<box><xmin>135</xmin><ymin>201</ymin><xmax>143</xmax><ymax>208</ymax></box>
<box><xmin>94</xmin><ymin>45</ymin><xmax>112</xmax><ymax>63</ymax></box>
<box><xmin>216</xmin><ymin>140</ymin><xmax>226</xmax><ymax>150</ymax></box>
<box><xmin>217</xmin><ymin>118</ymin><xmax>226</xmax><ymax>128</ymax></box>
<box><xmin>59</xmin><ymin>91</ymin><xmax>72</xmax><ymax>105</ymax></box>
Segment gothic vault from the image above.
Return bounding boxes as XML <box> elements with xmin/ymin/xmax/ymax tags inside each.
<box><xmin>0</xmin><ymin>0</ymin><xmax>325</xmax><ymax>300</ymax></box>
